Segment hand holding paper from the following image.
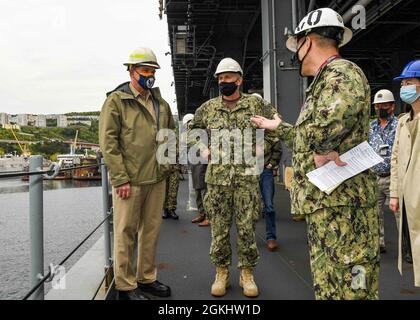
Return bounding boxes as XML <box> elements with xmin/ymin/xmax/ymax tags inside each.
<box><xmin>313</xmin><ymin>151</ymin><xmax>347</xmax><ymax>168</ymax></box>
<box><xmin>306</xmin><ymin>141</ymin><xmax>384</xmax><ymax>193</ymax></box>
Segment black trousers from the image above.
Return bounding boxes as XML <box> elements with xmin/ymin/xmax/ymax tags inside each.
<box><xmin>402</xmin><ymin>201</ymin><xmax>412</xmax><ymax>259</ymax></box>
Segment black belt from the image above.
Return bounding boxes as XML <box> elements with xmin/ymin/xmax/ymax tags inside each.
<box><xmin>377</xmin><ymin>172</ymin><xmax>390</xmax><ymax>177</ymax></box>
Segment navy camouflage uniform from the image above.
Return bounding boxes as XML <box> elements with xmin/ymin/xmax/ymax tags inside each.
<box><xmin>188</xmin><ymin>94</ymin><xmax>278</xmax><ymax>269</ymax></box>
<box><xmin>164</xmin><ymin>126</ymin><xmax>181</xmax><ymax>212</ymax></box>
<box><xmin>276</xmin><ymin>58</ymin><xmax>380</xmax><ymax>299</ymax></box>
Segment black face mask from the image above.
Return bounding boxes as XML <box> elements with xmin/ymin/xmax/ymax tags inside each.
<box><xmin>378</xmin><ymin>109</ymin><xmax>389</xmax><ymax>119</ymax></box>
<box><xmin>292</xmin><ymin>37</ymin><xmax>311</xmax><ymax>77</ymax></box>
<box><xmin>219</xmin><ymin>81</ymin><xmax>238</xmax><ymax>96</ymax></box>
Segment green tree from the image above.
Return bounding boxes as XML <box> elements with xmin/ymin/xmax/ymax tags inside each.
<box><xmin>0</xmin><ymin>142</ymin><xmax>20</xmax><ymax>155</ymax></box>
<box><xmin>30</xmin><ymin>141</ymin><xmax>69</xmax><ymax>159</ymax></box>
<box><xmin>65</xmin><ymin>111</ymin><xmax>100</xmax><ymax>116</ymax></box>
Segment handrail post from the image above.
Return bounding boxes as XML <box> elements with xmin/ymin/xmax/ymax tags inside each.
<box><xmin>29</xmin><ymin>155</ymin><xmax>44</xmax><ymax>300</ymax></box>
<box><xmin>101</xmin><ymin>158</ymin><xmax>113</xmax><ymax>290</ymax></box>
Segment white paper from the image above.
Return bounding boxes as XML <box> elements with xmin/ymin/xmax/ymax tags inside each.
<box><xmin>306</xmin><ymin>141</ymin><xmax>384</xmax><ymax>193</ymax></box>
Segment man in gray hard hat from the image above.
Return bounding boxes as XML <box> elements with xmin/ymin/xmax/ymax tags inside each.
<box><xmin>368</xmin><ymin>89</ymin><xmax>398</xmax><ymax>254</ymax></box>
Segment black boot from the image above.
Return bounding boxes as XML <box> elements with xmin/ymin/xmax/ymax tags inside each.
<box><xmin>162</xmin><ymin>209</ymin><xmax>169</xmax><ymax>219</ymax></box>
<box><xmin>117</xmin><ymin>289</ymin><xmax>150</xmax><ymax>300</ymax></box>
<box><xmin>402</xmin><ymin>207</ymin><xmax>413</xmax><ymax>264</ymax></box>
<box><xmin>167</xmin><ymin>209</ymin><xmax>179</xmax><ymax>220</ymax></box>
<box><xmin>404</xmin><ymin>253</ymin><xmax>413</xmax><ymax>264</ymax></box>
<box><xmin>138</xmin><ymin>280</ymin><xmax>171</xmax><ymax>297</ymax></box>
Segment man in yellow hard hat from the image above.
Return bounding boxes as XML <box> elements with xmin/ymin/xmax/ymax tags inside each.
<box><xmin>99</xmin><ymin>47</ymin><xmax>175</xmax><ymax>300</ymax></box>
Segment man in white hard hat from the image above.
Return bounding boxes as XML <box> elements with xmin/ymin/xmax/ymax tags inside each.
<box><xmin>368</xmin><ymin>89</ymin><xmax>398</xmax><ymax>254</ymax></box>
<box><xmin>252</xmin><ymin>8</ymin><xmax>379</xmax><ymax>299</ymax></box>
<box><xmin>99</xmin><ymin>47</ymin><xmax>174</xmax><ymax>300</ymax></box>
<box><xmin>188</xmin><ymin>57</ymin><xmax>279</xmax><ymax>297</ymax></box>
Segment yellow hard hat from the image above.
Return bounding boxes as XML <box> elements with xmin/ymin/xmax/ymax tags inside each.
<box><xmin>123</xmin><ymin>47</ymin><xmax>160</xmax><ymax>69</ymax></box>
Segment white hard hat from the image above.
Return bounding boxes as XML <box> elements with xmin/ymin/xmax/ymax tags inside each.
<box><xmin>123</xmin><ymin>47</ymin><xmax>160</xmax><ymax>69</ymax></box>
<box><xmin>182</xmin><ymin>113</ymin><xmax>194</xmax><ymax>125</ymax></box>
<box><xmin>251</xmin><ymin>93</ymin><xmax>263</xmax><ymax>99</ymax></box>
<box><xmin>214</xmin><ymin>58</ymin><xmax>243</xmax><ymax>77</ymax></box>
<box><xmin>373</xmin><ymin>89</ymin><xmax>395</xmax><ymax>104</ymax></box>
<box><xmin>286</xmin><ymin>8</ymin><xmax>353</xmax><ymax>52</ymax></box>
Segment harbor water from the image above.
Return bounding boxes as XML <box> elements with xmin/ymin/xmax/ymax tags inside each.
<box><xmin>0</xmin><ymin>178</ymin><xmax>103</xmax><ymax>299</ymax></box>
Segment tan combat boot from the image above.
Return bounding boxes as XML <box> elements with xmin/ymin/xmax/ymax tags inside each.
<box><xmin>211</xmin><ymin>267</ymin><xmax>230</xmax><ymax>297</ymax></box>
<box><xmin>239</xmin><ymin>268</ymin><xmax>259</xmax><ymax>297</ymax></box>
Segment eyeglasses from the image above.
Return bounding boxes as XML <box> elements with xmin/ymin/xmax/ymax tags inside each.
<box><xmin>134</xmin><ymin>69</ymin><xmax>155</xmax><ymax>77</ymax></box>
<box><xmin>400</xmin><ymin>83</ymin><xmax>420</xmax><ymax>87</ymax></box>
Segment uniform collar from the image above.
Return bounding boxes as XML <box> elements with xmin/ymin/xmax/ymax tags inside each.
<box><xmin>316</xmin><ymin>55</ymin><xmax>341</xmax><ymax>76</ymax></box>
<box><xmin>216</xmin><ymin>93</ymin><xmax>248</xmax><ymax>112</ymax></box>
<box><xmin>306</xmin><ymin>55</ymin><xmax>341</xmax><ymax>94</ymax></box>
<box><xmin>129</xmin><ymin>82</ymin><xmax>150</xmax><ymax>100</ymax></box>
<box><xmin>107</xmin><ymin>81</ymin><xmax>160</xmax><ymax>101</ymax></box>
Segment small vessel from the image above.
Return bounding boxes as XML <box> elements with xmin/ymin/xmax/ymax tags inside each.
<box><xmin>20</xmin><ymin>130</ymin><xmax>101</xmax><ymax>181</ymax></box>
<box><xmin>55</xmin><ymin>130</ymin><xmax>101</xmax><ymax>180</ymax></box>
<box><xmin>72</xmin><ymin>156</ymin><xmax>101</xmax><ymax>180</ymax></box>
<box><xmin>0</xmin><ymin>154</ymin><xmax>28</xmax><ymax>173</ymax></box>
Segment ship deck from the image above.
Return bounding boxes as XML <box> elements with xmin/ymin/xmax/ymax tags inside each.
<box><xmin>105</xmin><ymin>178</ymin><xmax>420</xmax><ymax>300</ymax></box>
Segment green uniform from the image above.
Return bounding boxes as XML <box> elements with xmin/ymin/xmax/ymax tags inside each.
<box><xmin>165</xmin><ymin>168</ymin><xmax>180</xmax><ymax>210</ymax></box>
<box><xmin>164</xmin><ymin>124</ymin><xmax>181</xmax><ymax>211</ymax></box>
<box><xmin>277</xmin><ymin>58</ymin><xmax>379</xmax><ymax>299</ymax></box>
<box><xmin>306</xmin><ymin>206</ymin><xmax>379</xmax><ymax>299</ymax></box>
<box><xmin>204</xmin><ymin>183</ymin><xmax>261</xmax><ymax>268</ymax></box>
<box><xmin>264</xmin><ymin>140</ymin><xmax>282</xmax><ymax>168</ymax></box>
<box><xmin>189</xmin><ymin>94</ymin><xmax>278</xmax><ymax>269</ymax></box>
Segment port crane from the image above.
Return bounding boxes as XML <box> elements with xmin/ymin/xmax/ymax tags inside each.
<box><xmin>9</xmin><ymin>127</ymin><xmax>31</xmax><ymax>157</ymax></box>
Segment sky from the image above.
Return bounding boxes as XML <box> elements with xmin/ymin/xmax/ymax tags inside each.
<box><xmin>0</xmin><ymin>0</ymin><xmax>177</xmax><ymax>115</ymax></box>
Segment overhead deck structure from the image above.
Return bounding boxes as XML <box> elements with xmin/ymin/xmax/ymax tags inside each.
<box><xmin>162</xmin><ymin>0</ymin><xmax>263</xmax><ymax>115</ymax></box>
<box><xmin>162</xmin><ymin>0</ymin><xmax>419</xmax><ymax>169</ymax></box>
<box><xmin>162</xmin><ymin>0</ymin><xmax>420</xmax><ymax>119</ymax></box>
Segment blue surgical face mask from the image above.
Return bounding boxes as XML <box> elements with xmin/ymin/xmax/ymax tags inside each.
<box><xmin>400</xmin><ymin>85</ymin><xmax>420</xmax><ymax>105</ymax></box>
